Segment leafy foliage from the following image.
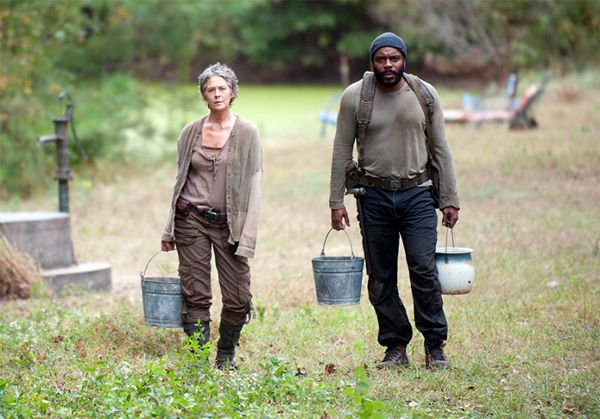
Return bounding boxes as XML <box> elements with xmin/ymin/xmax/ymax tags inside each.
<box><xmin>0</xmin><ymin>2</ymin><xmax>143</xmax><ymax>198</ymax></box>
<box><xmin>374</xmin><ymin>0</ymin><xmax>600</xmax><ymax>77</ymax></box>
<box><xmin>0</xmin><ymin>74</ymin><xmax>143</xmax><ymax>199</ymax></box>
<box><xmin>0</xmin><ymin>302</ymin><xmax>345</xmax><ymax>417</ymax></box>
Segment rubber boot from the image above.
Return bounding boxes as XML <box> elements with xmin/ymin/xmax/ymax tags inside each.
<box><xmin>215</xmin><ymin>321</ymin><xmax>243</xmax><ymax>369</ymax></box>
<box><xmin>183</xmin><ymin>320</ymin><xmax>210</xmax><ymax>347</ymax></box>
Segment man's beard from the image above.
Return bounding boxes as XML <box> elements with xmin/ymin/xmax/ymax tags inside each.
<box><xmin>373</xmin><ymin>67</ymin><xmax>404</xmax><ymax>87</ymax></box>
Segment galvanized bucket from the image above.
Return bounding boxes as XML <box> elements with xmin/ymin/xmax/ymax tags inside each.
<box><xmin>312</xmin><ymin>228</ymin><xmax>364</xmax><ymax>306</ymax></box>
<box><xmin>140</xmin><ymin>251</ymin><xmax>183</xmax><ymax>327</ymax></box>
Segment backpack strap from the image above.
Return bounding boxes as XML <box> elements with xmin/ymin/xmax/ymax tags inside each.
<box><xmin>356</xmin><ymin>71</ymin><xmax>376</xmax><ymax>168</ymax></box>
<box><xmin>403</xmin><ymin>73</ymin><xmax>436</xmax><ymax>161</ymax></box>
<box><xmin>404</xmin><ymin>73</ymin><xmax>445</xmax><ymax>208</ymax></box>
<box><xmin>355</xmin><ymin>72</ymin><xmax>438</xmax><ymax>167</ymax></box>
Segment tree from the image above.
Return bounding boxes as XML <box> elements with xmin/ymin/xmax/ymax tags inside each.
<box><xmin>197</xmin><ymin>0</ymin><xmax>382</xmax><ymax>83</ymax></box>
<box><xmin>371</xmin><ymin>0</ymin><xmax>600</xmax><ymax>78</ymax></box>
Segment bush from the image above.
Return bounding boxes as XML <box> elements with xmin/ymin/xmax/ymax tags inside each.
<box><xmin>0</xmin><ymin>74</ymin><xmax>144</xmax><ymax>199</ymax></box>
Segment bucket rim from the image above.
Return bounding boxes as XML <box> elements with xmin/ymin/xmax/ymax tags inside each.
<box><xmin>312</xmin><ymin>255</ymin><xmax>365</xmax><ymax>262</ymax></box>
<box><xmin>141</xmin><ymin>276</ymin><xmax>180</xmax><ymax>282</ymax></box>
<box><xmin>435</xmin><ymin>246</ymin><xmax>473</xmax><ymax>255</ymax></box>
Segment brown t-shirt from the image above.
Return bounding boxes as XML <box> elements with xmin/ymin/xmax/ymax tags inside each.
<box><xmin>180</xmin><ymin>136</ymin><xmax>229</xmax><ymax>212</ymax></box>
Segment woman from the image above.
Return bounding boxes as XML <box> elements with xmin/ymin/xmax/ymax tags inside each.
<box><xmin>161</xmin><ymin>63</ymin><xmax>262</xmax><ymax>369</ymax></box>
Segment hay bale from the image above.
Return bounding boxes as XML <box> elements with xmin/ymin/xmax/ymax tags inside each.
<box><xmin>0</xmin><ymin>234</ymin><xmax>41</xmax><ymax>299</ymax></box>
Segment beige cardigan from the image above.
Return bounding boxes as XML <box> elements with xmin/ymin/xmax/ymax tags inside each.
<box><xmin>162</xmin><ymin>116</ymin><xmax>262</xmax><ymax>258</ymax></box>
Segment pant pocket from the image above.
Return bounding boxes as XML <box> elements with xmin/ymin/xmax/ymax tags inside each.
<box><xmin>174</xmin><ymin>217</ymin><xmax>199</xmax><ymax>246</ymax></box>
<box><xmin>368</xmin><ymin>279</ymin><xmax>385</xmax><ymax>303</ymax></box>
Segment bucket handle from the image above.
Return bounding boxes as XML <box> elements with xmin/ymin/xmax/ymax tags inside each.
<box><xmin>320</xmin><ymin>228</ymin><xmax>356</xmax><ymax>258</ymax></box>
<box><xmin>443</xmin><ymin>227</ymin><xmax>456</xmax><ymax>264</ymax></box>
<box><xmin>142</xmin><ymin>250</ymin><xmax>164</xmax><ymax>278</ymax></box>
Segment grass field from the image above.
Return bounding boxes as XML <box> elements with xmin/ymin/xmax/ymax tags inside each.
<box><xmin>1</xmin><ymin>71</ymin><xmax>599</xmax><ymax>417</ymax></box>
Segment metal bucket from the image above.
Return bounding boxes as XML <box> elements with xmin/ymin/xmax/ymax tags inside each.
<box><xmin>312</xmin><ymin>228</ymin><xmax>364</xmax><ymax>306</ymax></box>
<box><xmin>140</xmin><ymin>251</ymin><xmax>183</xmax><ymax>327</ymax></box>
<box><xmin>436</xmin><ymin>228</ymin><xmax>475</xmax><ymax>295</ymax></box>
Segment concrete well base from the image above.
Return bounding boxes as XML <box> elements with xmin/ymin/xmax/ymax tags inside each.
<box><xmin>1</xmin><ymin>212</ymin><xmax>112</xmax><ymax>295</ymax></box>
<box><xmin>42</xmin><ymin>262</ymin><xmax>112</xmax><ymax>294</ymax></box>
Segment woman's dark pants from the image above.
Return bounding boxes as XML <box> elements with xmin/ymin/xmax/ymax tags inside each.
<box><xmin>360</xmin><ymin>186</ymin><xmax>447</xmax><ymax>349</ymax></box>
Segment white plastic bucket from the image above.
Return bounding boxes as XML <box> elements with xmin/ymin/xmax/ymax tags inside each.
<box><xmin>435</xmin><ymin>246</ymin><xmax>475</xmax><ymax>295</ymax></box>
<box><xmin>436</xmin><ymin>228</ymin><xmax>475</xmax><ymax>295</ymax></box>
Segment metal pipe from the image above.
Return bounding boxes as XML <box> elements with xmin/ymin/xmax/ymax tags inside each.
<box><xmin>37</xmin><ymin>134</ymin><xmax>60</xmax><ymax>145</ymax></box>
<box><xmin>53</xmin><ymin>118</ymin><xmax>71</xmax><ymax>213</ymax></box>
<box><xmin>37</xmin><ymin>115</ymin><xmax>71</xmax><ymax>213</ymax></box>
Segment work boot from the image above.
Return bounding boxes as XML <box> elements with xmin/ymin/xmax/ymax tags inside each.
<box><xmin>425</xmin><ymin>343</ymin><xmax>451</xmax><ymax>370</ymax></box>
<box><xmin>215</xmin><ymin>321</ymin><xmax>243</xmax><ymax>370</ymax></box>
<box><xmin>376</xmin><ymin>345</ymin><xmax>409</xmax><ymax>369</ymax></box>
<box><xmin>183</xmin><ymin>320</ymin><xmax>210</xmax><ymax>347</ymax></box>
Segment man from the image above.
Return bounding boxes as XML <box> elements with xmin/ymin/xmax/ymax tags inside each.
<box><xmin>329</xmin><ymin>32</ymin><xmax>460</xmax><ymax>370</ymax></box>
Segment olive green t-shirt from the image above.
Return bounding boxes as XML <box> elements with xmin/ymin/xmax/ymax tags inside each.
<box><xmin>328</xmin><ymin>76</ymin><xmax>459</xmax><ymax>210</ymax></box>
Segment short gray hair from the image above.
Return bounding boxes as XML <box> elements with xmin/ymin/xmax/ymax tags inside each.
<box><xmin>198</xmin><ymin>63</ymin><xmax>239</xmax><ymax>104</ymax></box>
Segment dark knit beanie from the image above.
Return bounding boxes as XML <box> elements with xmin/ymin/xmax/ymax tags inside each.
<box><xmin>369</xmin><ymin>32</ymin><xmax>407</xmax><ymax>61</ymax></box>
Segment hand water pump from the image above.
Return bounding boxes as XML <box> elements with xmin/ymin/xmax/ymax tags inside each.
<box><xmin>37</xmin><ymin>92</ymin><xmax>87</xmax><ymax>213</ymax></box>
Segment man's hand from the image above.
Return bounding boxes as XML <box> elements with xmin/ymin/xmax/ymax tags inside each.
<box><xmin>161</xmin><ymin>240</ymin><xmax>176</xmax><ymax>252</ymax></box>
<box><xmin>441</xmin><ymin>206</ymin><xmax>459</xmax><ymax>229</ymax></box>
<box><xmin>331</xmin><ymin>208</ymin><xmax>350</xmax><ymax>230</ymax></box>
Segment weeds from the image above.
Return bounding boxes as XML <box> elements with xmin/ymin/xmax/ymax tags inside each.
<box><xmin>343</xmin><ymin>365</ymin><xmax>386</xmax><ymax>418</ymax></box>
<box><xmin>0</xmin><ymin>234</ymin><xmax>41</xmax><ymax>299</ymax></box>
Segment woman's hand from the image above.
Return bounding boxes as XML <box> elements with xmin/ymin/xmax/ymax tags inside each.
<box><xmin>161</xmin><ymin>240</ymin><xmax>176</xmax><ymax>252</ymax></box>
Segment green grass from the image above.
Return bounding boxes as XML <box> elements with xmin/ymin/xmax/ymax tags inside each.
<box><xmin>1</xmin><ymin>290</ymin><xmax>597</xmax><ymax>417</ymax></box>
<box><xmin>1</xmin><ymin>72</ymin><xmax>599</xmax><ymax>417</ymax></box>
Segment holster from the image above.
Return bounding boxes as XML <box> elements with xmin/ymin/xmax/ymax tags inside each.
<box><xmin>345</xmin><ymin>160</ymin><xmax>360</xmax><ymax>191</ymax></box>
<box><xmin>355</xmin><ymin>195</ymin><xmax>371</xmax><ymax>276</ymax></box>
<box><xmin>176</xmin><ymin>197</ymin><xmax>191</xmax><ymax>215</ymax></box>
<box><xmin>427</xmin><ymin>159</ymin><xmax>441</xmax><ymax>209</ymax></box>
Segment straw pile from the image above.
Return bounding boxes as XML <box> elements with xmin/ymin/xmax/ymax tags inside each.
<box><xmin>0</xmin><ymin>234</ymin><xmax>41</xmax><ymax>299</ymax></box>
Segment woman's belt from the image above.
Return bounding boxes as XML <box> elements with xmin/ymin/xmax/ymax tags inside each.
<box><xmin>176</xmin><ymin>197</ymin><xmax>227</xmax><ymax>223</ymax></box>
<box><xmin>189</xmin><ymin>205</ymin><xmax>228</xmax><ymax>223</ymax></box>
<box><xmin>358</xmin><ymin>171</ymin><xmax>429</xmax><ymax>191</ymax></box>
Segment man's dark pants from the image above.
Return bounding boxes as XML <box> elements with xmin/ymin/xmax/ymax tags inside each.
<box><xmin>360</xmin><ymin>186</ymin><xmax>447</xmax><ymax>349</ymax></box>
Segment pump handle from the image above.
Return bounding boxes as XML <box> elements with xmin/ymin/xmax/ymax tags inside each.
<box><xmin>58</xmin><ymin>91</ymin><xmax>88</xmax><ymax>161</ymax></box>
